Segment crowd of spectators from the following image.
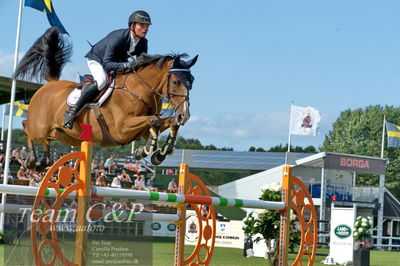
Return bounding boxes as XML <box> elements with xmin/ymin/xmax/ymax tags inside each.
<box><xmin>0</xmin><ymin>147</ymin><xmax>47</xmax><ymax>187</ymax></box>
<box><xmin>0</xmin><ymin>147</ymin><xmax>180</xmax><ymax>199</ymax></box>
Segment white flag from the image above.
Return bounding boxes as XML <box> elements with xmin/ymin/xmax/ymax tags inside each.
<box><xmin>290</xmin><ymin>105</ymin><xmax>321</xmax><ymax>136</ymax></box>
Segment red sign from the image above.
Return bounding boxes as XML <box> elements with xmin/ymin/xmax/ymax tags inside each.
<box><xmin>339</xmin><ymin>158</ymin><xmax>370</xmax><ymax>169</ymax></box>
<box><xmin>324</xmin><ymin>153</ymin><xmax>385</xmax><ymax>175</ymax></box>
<box><xmin>79</xmin><ymin>123</ymin><xmax>92</xmax><ymax>141</ymax></box>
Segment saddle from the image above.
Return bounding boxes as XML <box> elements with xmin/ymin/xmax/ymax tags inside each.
<box><xmin>66</xmin><ymin>72</ymin><xmax>121</xmax><ymax>146</ymax></box>
<box><xmin>66</xmin><ymin>72</ymin><xmax>115</xmax><ymax>108</ymax></box>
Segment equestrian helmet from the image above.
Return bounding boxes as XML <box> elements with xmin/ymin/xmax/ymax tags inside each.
<box><xmin>129</xmin><ymin>10</ymin><xmax>152</xmax><ymax>26</ymax></box>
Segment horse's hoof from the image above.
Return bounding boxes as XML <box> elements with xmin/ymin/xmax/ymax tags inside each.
<box><xmin>151</xmin><ymin>150</ymin><xmax>166</xmax><ymax>165</ymax></box>
<box><xmin>134</xmin><ymin>147</ymin><xmax>146</xmax><ymax>160</ymax></box>
<box><xmin>165</xmin><ymin>146</ymin><xmax>175</xmax><ymax>156</ymax></box>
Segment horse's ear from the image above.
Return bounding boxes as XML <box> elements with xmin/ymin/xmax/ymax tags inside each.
<box><xmin>187</xmin><ymin>55</ymin><xmax>198</xmax><ymax>68</ymax></box>
<box><xmin>172</xmin><ymin>56</ymin><xmax>181</xmax><ymax>68</ymax></box>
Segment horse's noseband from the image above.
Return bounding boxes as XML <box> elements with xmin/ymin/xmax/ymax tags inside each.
<box><xmin>167</xmin><ymin>68</ymin><xmax>192</xmax><ymax>100</ymax></box>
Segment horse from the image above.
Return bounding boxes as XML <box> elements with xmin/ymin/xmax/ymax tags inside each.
<box><xmin>13</xmin><ymin>27</ymin><xmax>198</xmax><ymax>170</ymax></box>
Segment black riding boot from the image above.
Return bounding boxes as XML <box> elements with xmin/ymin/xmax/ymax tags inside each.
<box><xmin>63</xmin><ymin>81</ymin><xmax>99</xmax><ymax>129</ymax></box>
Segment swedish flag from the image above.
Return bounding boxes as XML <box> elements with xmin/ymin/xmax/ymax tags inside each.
<box><xmin>386</xmin><ymin>121</ymin><xmax>400</xmax><ymax>147</ymax></box>
<box><xmin>25</xmin><ymin>0</ymin><xmax>68</xmax><ymax>34</ymax></box>
<box><xmin>4</xmin><ymin>101</ymin><xmax>29</xmax><ymax>118</ymax></box>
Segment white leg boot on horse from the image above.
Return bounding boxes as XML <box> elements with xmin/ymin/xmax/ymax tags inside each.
<box><xmin>134</xmin><ymin>116</ymin><xmax>161</xmax><ymax>162</ymax></box>
<box><xmin>151</xmin><ymin>124</ymin><xmax>179</xmax><ymax>165</ymax></box>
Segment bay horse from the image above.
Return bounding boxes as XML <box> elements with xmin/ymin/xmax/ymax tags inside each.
<box><xmin>13</xmin><ymin>27</ymin><xmax>198</xmax><ymax>169</ymax></box>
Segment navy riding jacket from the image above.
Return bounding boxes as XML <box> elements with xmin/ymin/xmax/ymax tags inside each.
<box><xmin>85</xmin><ymin>28</ymin><xmax>148</xmax><ymax>72</ymax></box>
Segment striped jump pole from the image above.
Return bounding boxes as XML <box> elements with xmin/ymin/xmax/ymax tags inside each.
<box><xmin>0</xmin><ymin>203</ymin><xmax>180</xmax><ymax>223</ymax></box>
<box><xmin>0</xmin><ymin>184</ymin><xmax>285</xmax><ymax>210</ymax></box>
<box><xmin>91</xmin><ymin>186</ymin><xmax>286</xmax><ymax>210</ymax></box>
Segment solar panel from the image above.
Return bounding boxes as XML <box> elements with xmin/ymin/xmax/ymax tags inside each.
<box><xmin>152</xmin><ymin>149</ymin><xmax>310</xmax><ymax>170</ymax></box>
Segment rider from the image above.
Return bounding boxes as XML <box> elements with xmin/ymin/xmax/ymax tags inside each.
<box><xmin>63</xmin><ymin>10</ymin><xmax>151</xmax><ymax>129</ymax></box>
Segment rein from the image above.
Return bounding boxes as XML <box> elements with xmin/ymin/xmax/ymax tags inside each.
<box><xmin>112</xmin><ymin>67</ymin><xmax>190</xmax><ymax>118</ymax></box>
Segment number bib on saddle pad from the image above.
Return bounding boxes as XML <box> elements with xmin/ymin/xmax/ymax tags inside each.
<box><xmin>66</xmin><ymin>80</ymin><xmax>114</xmax><ymax>108</ymax></box>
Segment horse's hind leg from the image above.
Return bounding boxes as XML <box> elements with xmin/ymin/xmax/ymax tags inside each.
<box><xmin>25</xmin><ymin>137</ymin><xmax>38</xmax><ymax>170</ymax></box>
<box><xmin>23</xmin><ymin>120</ymin><xmax>37</xmax><ymax>170</ymax></box>
<box><xmin>36</xmin><ymin>140</ymin><xmax>52</xmax><ymax>171</ymax></box>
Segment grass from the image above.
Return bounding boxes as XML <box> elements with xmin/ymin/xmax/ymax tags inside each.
<box><xmin>152</xmin><ymin>242</ymin><xmax>400</xmax><ymax>265</ymax></box>
<box><xmin>1</xmin><ymin>238</ymin><xmax>399</xmax><ymax>265</ymax></box>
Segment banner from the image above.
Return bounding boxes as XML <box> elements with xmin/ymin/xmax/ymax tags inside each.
<box><xmin>328</xmin><ymin>206</ymin><xmax>356</xmax><ymax>264</ymax></box>
<box><xmin>143</xmin><ymin>221</ymin><xmax>176</xmax><ymax>237</ymax></box>
<box><xmin>290</xmin><ymin>105</ymin><xmax>321</xmax><ymax>136</ymax></box>
<box><xmin>185</xmin><ymin>211</ymin><xmax>245</xmax><ymax>249</ymax></box>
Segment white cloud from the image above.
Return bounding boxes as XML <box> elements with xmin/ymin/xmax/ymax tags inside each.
<box><xmin>0</xmin><ymin>50</ymin><xmax>17</xmax><ymax>77</ymax></box>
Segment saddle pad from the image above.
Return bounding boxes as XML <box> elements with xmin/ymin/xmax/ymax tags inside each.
<box><xmin>66</xmin><ymin>80</ymin><xmax>114</xmax><ymax>108</ymax></box>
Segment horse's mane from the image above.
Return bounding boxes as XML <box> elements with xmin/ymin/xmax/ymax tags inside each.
<box><xmin>133</xmin><ymin>53</ymin><xmax>188</xmax><ymax>71</ymax></box>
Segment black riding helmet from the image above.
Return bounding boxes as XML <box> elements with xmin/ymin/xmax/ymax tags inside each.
<box><xmin>128</xmin><ymin>10</ymin><xmax>152</xmax><ymax>26</ymax></box>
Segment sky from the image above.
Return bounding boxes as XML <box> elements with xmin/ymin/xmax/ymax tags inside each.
<box><xmin>1</xmin><ymin>1</ymin><xmax>399</xmax><ymax>151</ymax></box>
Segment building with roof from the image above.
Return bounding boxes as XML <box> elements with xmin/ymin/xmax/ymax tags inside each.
<box><xmin>218</xmin><ymin>151</ymin><xmax>400</xmax><ymax>249</ymax></box>
<box><xmin>0</xmin><ymin>76</ymin><xmax>41</xmax><ymax>104</ymax></box>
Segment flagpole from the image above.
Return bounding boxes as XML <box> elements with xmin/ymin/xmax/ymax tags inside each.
<box><xmin>0</xmin><ymin>0</ymin><xmax>24</xmax><ymax>233</ymax></box>
<box><xmin>285</xmin><ymin>102</ymin><xmax>293</xmax><ymax>164</ymax></box>
<box><xmin>380</xmin><ymin>115</ymin><xmax>386</xmax><ymax>159</ymax></box>
<box><xmin>1</xmin><ymin>105</ymin><xmax>6</xmax><ymax>150</ymax></box>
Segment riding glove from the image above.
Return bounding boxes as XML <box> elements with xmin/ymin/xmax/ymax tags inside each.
<box><xmin>124</xmin><ymin>61</ymin><xmax>137</xmax><ymax>71</ymax></box>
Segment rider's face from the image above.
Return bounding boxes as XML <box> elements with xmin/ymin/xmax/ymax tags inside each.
<box><xmin>132</xmin><ymin>23</ymin><xmax>150</xmax><ymax>38</ymax></box>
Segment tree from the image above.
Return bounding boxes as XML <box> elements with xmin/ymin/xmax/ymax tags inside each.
<box><xmin>322</xmin><ymin>105</ymin><xmax>400</xmax><ymax>199</ymax></box>
<box><xmin>267</xmin><ymin>144</ymin><xmax>317</xmax><ymax>153</ymax></box>
<box><xmin>248</xmin><ymin>146</ymin><xmax>267</xmax><ymax>152</ymax></box>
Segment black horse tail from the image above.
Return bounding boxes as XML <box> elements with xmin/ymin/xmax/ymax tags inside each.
<box><xmin>13</xmin><ymin>27</ymin><xmax>72</xmax><ymax>82</ymax></box>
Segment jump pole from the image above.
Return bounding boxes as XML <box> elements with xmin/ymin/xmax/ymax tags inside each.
<box><xmin>171</xmin><ymin>163</ymin><xmax>318</xmax><ymax>266</ymax></box>
<box><xmin>75</xmin><ymin>141</ymin><xmax>92</xmax><ymax>266</ymax></box>
<box><xmin>29</xmin><ymin>125</ymin><xmax>94</xmax><ymax>266</ymax></box>
<box><xmin>174</xmin><ymin>164</ymin><xmax>189</xmax><ymax>266</ymax></box>
<box><xmin>0</xmin><ymin>184</ymin><xmax>286</xmax><ymax>210</ymax></box>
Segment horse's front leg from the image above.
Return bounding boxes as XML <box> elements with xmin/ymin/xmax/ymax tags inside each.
<box><xmin>134</xmin><ymin>117</ymin><xmax>161</xmax><ymax>161</ymax></box>
<box><xmin>151</xmin><ymin>123</ymin><xmax>180</xmax><ymax>165</ymax></box>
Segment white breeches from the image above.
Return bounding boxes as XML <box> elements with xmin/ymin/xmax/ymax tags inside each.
<box><xmin>87</xmin><ymin>59</ymin><xmax>107</xmax><ymax>90</ymax></box>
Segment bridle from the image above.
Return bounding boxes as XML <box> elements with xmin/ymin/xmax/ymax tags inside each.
<box><xmin>113</xmin><ymin>66</ymin><xmax>191</xmax><ymax>118</ymax></box>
